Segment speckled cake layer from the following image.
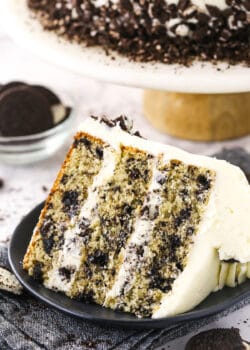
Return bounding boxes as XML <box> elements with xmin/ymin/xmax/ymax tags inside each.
<box><xmin>27</xmin><ymin>0</ymin><xmax>250</xmax><ymax>65</ymax></box>
<box><xmin>23</xmin><ymin>116</ymin><xmax>250</xmax><ymax>318</ymax></box>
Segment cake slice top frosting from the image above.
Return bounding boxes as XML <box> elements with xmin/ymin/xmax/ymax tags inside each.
<box><xmin>82</xmin><ymin>116</ymin><xmax>250</xmax><ymax>263</ymax></box>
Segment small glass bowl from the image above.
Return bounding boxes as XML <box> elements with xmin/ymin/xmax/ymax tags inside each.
<box><xmin>0</xmin><ymin>92</ymin><xmax>76</xmax><ymax>165</ymax></box>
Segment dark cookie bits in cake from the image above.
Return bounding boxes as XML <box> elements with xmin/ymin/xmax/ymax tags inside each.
<box><xmin>59</xmin><ymin>267</ymin><xmax>75</xmax><ymax>282</ymax></box>
<box><xmin>195</xmin><ymin>170</ymin><xmax>214</xmax><ymax>201</ymax></box>
<box><xmin>32</xmin><ymin>262</ymin><xmax>44</xmax><ymax>281</ymax></box>
<box><xmin>79</xmin><ymin>218</ymin><xmax>93</xmax><ymax>243</ymax></box>
<box><xmin>62</xmin><ymin>190</ymin><xmax>79</xmax><ymax>216</ymax></box>
<box><xmin>60</xmin><ymin>174</ymin><xmax>69</xmax><ymax>185</ymax></box>
<box><xmin>42</xmin><ymin>236</ymin><xmax>55</xmax><ymax>255</ymax></box>
<box><xmin>174</xmin><ymin>207</ymin><xmax>192</xmax><ymax>229</ymax></box>
<box><xmin>28</xmin><ymin>0</ymin><xmax>249</xmax><ymax>65</ymax></box>
<box><xmin>40</xmin><ymin>217</ymin><xmax>55</xmax><ymax>255</ymax></box>
<box><xmin>95</xmin><ymin>147</ymin><xmax>103</xmax><ymax>160</ymax></box>
<box><xmin>88</xmin><ymin>250</ymin><xmax>109</xmax><ymax>266</ymax></box>
<box><xmin>149</xmin><ymin>261</ymin><xmax>175</xmax><ymax>292</ymax></box>
<box><xmin>197</xmin><ymin>174</ymin><xmax>211</xmax><ymax>191</ymax></box>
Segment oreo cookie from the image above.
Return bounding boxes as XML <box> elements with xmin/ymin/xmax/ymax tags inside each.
<box><xmin>0</xmin><ymin>81</ymin><xmax>71</xmax><ymax>137</ymax></box>
<box><xmin>0</xmin><ymin>81</ymin><xmax>27</xmax><ymax>93</ymax></box>
<box><xmin>32</xmin><ymin>85</ymin><xmax>61</xmax><ymax>106</ymax></box>
<box><xmin>31</xmin><ymin>85</ymin><xmax>70</xmax><ymax>124</ymax></box>
<box><xmin>0</xmin><ymin>85</ymin><xmax>53</xmax><ymax>137</ymax></box>
<box><xmin>185</xmin><ymin>328</ymin><xmax>249</xmax><ymax>350</ymax></box>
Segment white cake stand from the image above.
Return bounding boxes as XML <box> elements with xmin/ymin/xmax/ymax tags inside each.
<box><xmin>1</xmin><ymin>0</ymin><xmax>250</xmax><ymax>140</ymax></box>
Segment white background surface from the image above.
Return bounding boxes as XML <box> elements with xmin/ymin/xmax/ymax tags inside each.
<box><xmin>0</xmin><ymin>26</ymin><xmax>249</xmax><ymax>349</ymax></box>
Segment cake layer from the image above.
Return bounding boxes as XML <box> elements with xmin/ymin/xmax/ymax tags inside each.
<box><xmin>23</xmin><ymin>132</ymin><xmax>105</xmax><ymax>281</ymax></box>
<box><xmin>27</xmin><ymin>0</ymin><xmax>249</xmax><ymax>65</ymax></box>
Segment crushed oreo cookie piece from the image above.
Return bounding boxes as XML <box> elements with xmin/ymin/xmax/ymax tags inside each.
<box><xmin>42</xmin><ymin>185</ymin><xmax>48</xmax><ymax>192</ymax></box>
<box><xmin>0</xmin><ymin>178</ymin><xmax>4</xmax><ymax>189</ymax></box>
<box><xmin>59</xmin><ymin>267</ymin><xmax>74</xmax><ymax>282</ymax></box>
<box><xmin>88</xmin><ymin>250</ymin><xmax>109</xmax><ymax>266</ymax></box>
<box><xmin>91</xmin><ymin>115</ymin><xmax>143</xmax><ymax>137</ymax></box>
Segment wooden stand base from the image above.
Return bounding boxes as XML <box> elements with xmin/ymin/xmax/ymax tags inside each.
<box><xmin>143</xmin><ymin>90</ymin><xmax>250</xmax><ymax>141</ymax></box>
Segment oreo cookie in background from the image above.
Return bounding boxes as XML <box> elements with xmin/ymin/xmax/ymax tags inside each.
<box><xmin>213</xmin><ymin>148</ymin><xmax>250</xmax><ymax>184</ymax></box>
<box><xmin>185</xmin><ymin>328</ymin><xmax>250</xmax><ymax>350</ymax></box>
<box><xmin>0</xmin><ymin>81</ymin><xmax>71</xmax><ymax>137</ymax></box>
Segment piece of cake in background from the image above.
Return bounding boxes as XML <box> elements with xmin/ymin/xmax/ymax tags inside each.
<box><xmin>23</xmin><ymin>116</ymin><xmax>250</xmax><ymax>318</ymax></box>
<box><xmin>27</xmin><ymin>0</ymin><xmax>250</xmax><ymax>65</ymax></box>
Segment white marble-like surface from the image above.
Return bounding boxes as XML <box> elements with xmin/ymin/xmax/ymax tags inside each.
<box><xmin>0</xmin><ymin>27</ymin><xmax>249</xmax><ymax>349</ymax></box>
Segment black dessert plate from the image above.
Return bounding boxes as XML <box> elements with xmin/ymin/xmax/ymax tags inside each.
<box><xmin>9</xmin><ymin>202</ymin><xmax>250</xmax><ymax>329</ymax></box>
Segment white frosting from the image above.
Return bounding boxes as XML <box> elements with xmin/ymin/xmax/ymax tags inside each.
<box><xmin>79</xmin><ymin>117</ymin><xmax>250</xmax><ymax>318</ymax></box>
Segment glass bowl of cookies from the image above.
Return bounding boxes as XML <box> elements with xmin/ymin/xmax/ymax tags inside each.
<box><xmin>0</xmin><ymin>82</ymin><xmax>76</xmax><ymax>164</ymax></box>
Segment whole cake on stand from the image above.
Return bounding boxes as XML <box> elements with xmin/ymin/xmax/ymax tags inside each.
<box><xmin>1</xmin><ymin>0</ymin><xmax>249</xmax><ymax>141</ymax></box>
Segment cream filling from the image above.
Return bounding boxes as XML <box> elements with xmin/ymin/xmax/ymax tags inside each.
<box><xmin>51</xmin><ymin>104</ymin><xmax>67</xmax><ymax>125</ymax></box>
<box><xmin>45</xmin><ymin>145</ymin><xmax>118</xmax><ymax>292</ymax></box>
<box><xmin>105</xmin><ymin>157</ymin><xmax>164</xmax><ymax>303</ymax></box>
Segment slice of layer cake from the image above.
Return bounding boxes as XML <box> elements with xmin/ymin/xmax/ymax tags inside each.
<box><xmin>23</xmin><ymin>116</ymin><xmax>250</xmax><ymax>318</ymax></box>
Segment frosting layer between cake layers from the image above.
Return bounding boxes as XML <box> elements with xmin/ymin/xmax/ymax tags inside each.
<box><xmin>23</xmin><ymin>117</ymin><xmax>250</xmax><ymax>318</ymax></box>
<box><xmin>27</xmin><ymin>0</ymin><xmax>250</xmax><ymax>65</ymax></box>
